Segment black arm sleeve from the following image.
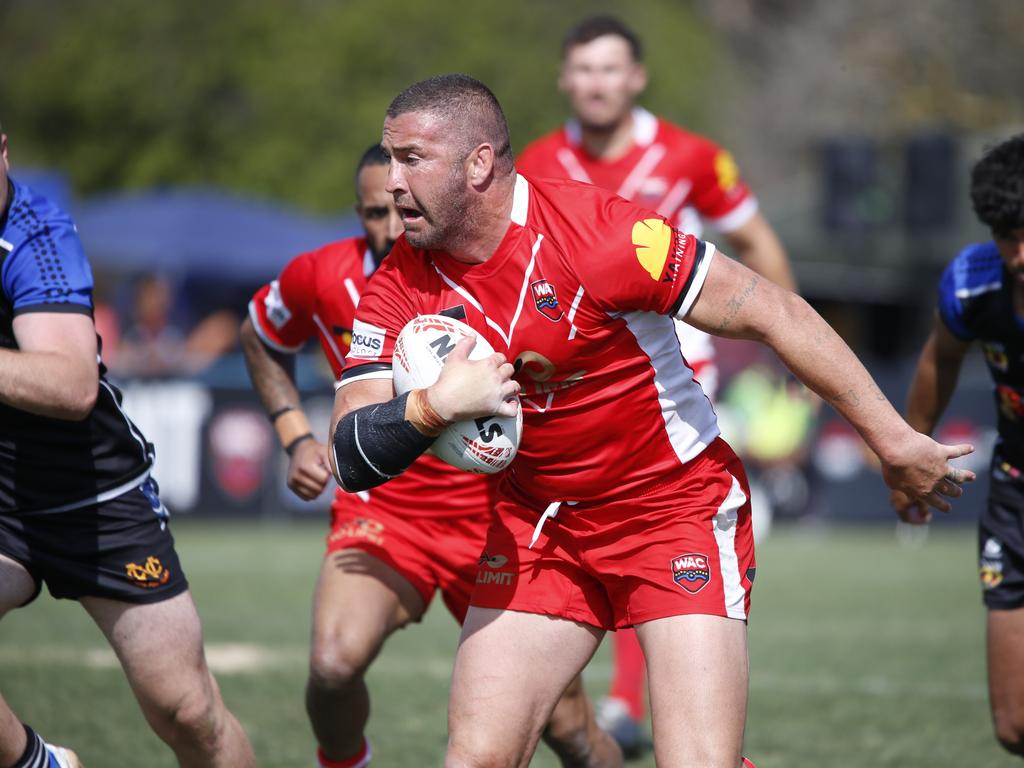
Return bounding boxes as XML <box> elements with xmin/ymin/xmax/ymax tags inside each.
<box><xmin>331</xmin><ymin>392</ymin><xmax>438</xmax><ymax>492</ymax></box>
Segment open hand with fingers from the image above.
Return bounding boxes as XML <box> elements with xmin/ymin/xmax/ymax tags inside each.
<box><xmin>880</xmin><ymin>430</ymin><xmax>975</xmax><ymax>521</ymax></box>
<box><xmin>426</xmin><ymin>335</ymin><xmax>521</xmax><ymax>422</ymax></box>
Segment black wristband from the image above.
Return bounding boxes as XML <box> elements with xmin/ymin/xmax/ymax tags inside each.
<box><xmin>285</xmin><ymin>432</ymin><xmax>314</xmax><ymax>456</ymax></box>
<box><xmin>269</xmin><ymin>404</ymin><xmax>297</xmax><ymax>423</ymax></box>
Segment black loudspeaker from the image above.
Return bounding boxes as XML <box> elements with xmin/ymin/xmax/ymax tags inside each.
<box><xmin>821</xmin><ymin>139</ymin><xmax>882</xmax><ymax>233</ymax></box>
<box><xmin>903</xmin><ymin>132</ymin><xmax>957</xmax><ymax>233</ymax></box>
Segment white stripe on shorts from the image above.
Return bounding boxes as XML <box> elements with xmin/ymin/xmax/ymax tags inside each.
<box><xmin>714</xmin><ymin>474</ymin><xmax>748</xmax><ymax>620</ymax></box>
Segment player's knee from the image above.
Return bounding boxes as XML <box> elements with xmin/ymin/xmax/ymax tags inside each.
<box><xmin>543</xmin><ymin>691</ymin><xmax>589</xmax><ymax>759</ymax></box>
<box><xmin>155</xmin><ymin>681</ymin><xmax>227</xmax><ymax>755</ymax></box>
<box><xmin>308</xmin><ymin>633</ymin><xmax>374</xmax><ymax>692</ymax></box>
<box><xmin>445</xmin><ymin>740</ymin><xmax>522</xmax><ymax>768</ymax></box>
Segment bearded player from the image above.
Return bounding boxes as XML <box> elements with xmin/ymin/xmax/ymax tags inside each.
<box><xmin>240</xmin><ymin>145</ymin><xmax>620</xmax><ymax>768</ymax></box>
<box><xmin>330</xmin><ymin>74</ymin><xmax>973</xmax><ymax>768</ymax></box>
<box><xmin>517</xmin><ymin>15</ymin><xmax>797</xmax><ymax>746</ymax></box>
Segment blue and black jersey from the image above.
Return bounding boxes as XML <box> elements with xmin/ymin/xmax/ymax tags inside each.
<box><xmin>0</xmin><ymin>177</ymin><xmax>153</xmax><ymax>514</ymax></box>
<box><xmin>938</xmin><ymin>241</ymin><xmax>1024</xmax><ymax>466</ymax></box>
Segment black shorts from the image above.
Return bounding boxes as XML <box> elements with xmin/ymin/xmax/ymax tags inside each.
<box><xmin>979</xmin><ymin>458</ymin><xmax>1024</xmax><ymax>610</ymax></box>
<box><xmin>0</xmin><ymin>477</ymin><xmax>189</xmax><ymax>605</ymax></box>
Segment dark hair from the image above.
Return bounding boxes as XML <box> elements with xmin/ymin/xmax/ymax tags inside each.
<box><xmin>971</xmin><ymin>134</ymin><xmax>1024</xmax><ymax>237</ymax></box>
<box><xmin>386</xmin><ymin>74</ymin><xmax>514</xmax><ymax>176</ymax></box>
<box><xmin>354</xmin><ymin>143</ymin><xmax>389</xmax><ymax>198</ymax></box>
<box><xmin>561</xmin><ymin>15</ymin><xmax>643</xmax><ymax>62</ymax></box>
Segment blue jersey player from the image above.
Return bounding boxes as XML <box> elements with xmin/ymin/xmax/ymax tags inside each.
<box><xmin>0</xmin><ymin>126</ymin><xmax>254</xmax><ymax>768</ymax></box>
<box><xmin>892</xmin><ymin>133</ymin><xmax>1024</xmax><ymax>758</ymax></box>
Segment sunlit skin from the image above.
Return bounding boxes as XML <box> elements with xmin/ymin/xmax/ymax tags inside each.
<box><xmin>355</xmin><ymin>163</ymin><xmax>403</xmax><ymax>263</ymax></box>
<box><xmin>382</xmin><ymin>111</ymin><xmax>515</xmax><ymax>264</ymax></box>
<box><xmin>559</xmin><ymin>35</ymin><xmax>647</xmax><ymax>158</ymax></box>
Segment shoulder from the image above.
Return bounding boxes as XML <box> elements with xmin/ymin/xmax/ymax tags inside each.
<box><xmin>519</xmin><ymin>128</ymin><xmax>566</xmax><ymax>159</ymax></box>
<box><xmin>653</xmin><ymin>116</ymin><xmax>720</xmax><ymax>155</ymax></box>
<box><xmin>527</xmin><ymin>174</ymin><xmax>655</xmax><ymax>246</ymax></box>
<box><xmin>940</xmin><ymin>241</ymin><xmax>1003</xmax><ymax>299</ymax></box>
<box><xmin>3</xmin><ymin>179</ymin><xmax>84</xmax><ymax>259</ymax></box>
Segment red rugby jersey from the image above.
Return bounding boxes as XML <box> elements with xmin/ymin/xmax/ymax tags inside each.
<box><xmin>249</xmin><ymin>236</ymin><xmax>492</xmax><ymax>518</ymax></box>
<box><xmin>518</xmin><ymin>108</ymin><xmax>757</xmax><ymax>236</ymax></box>
<box><xmin>341</xmin><ymin>176</ymin><xmax>721</xmax><ymax>508</ymax></box>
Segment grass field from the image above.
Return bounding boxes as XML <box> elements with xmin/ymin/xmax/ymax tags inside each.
<box><xmin>1</xmin><ymin>519</ymin><xmax>1015</xmax><ymax>767</ymax></box>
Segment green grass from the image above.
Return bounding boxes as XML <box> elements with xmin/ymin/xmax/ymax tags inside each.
<box><xmin>1</xmin><ymin>520</ymin><xmax>1014</xmax><ymax>767</ymax></box>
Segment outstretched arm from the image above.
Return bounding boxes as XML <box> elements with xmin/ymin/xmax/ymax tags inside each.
<box><xmin>889</xmin><ymin>314</ymin><xmax>971</xmax><ymax>522</ymax></box>
<box><xmin>240</xmin><ymin>317</ymin><xmax>330</xmax><ymax>500</ymax></box>
<box><xmin>685</xmin><ymin>252</ymin><xmax>975</xmax><ymax>511</ymax></box>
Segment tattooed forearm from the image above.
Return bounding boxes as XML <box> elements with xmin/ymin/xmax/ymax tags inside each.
<box><xmin>714</xmin><ymin>274</ymin><xmax>760</xmax><ymax>333</ymax></box>
<box><xmin>831</xmin><ymin>388</ymin><xmax>861</xmax><ymax>408</ymax></box>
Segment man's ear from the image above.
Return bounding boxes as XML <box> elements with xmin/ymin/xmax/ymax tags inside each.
<box><xmin>466</xmin><ymin>143</ymin><xmax>494</xmax><ymax>188</ymax></box>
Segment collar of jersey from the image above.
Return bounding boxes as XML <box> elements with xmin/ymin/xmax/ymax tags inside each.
<box><xmin>564</xmin><ymin>106</ymin><xmax>658</xmax><ymax>152</ymax></box>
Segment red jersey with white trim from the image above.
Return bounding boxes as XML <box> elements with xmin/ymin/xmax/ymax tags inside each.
<box><xmin>249</xmin><ymin>236</ymin><xmax>491</xmax><ymax>519</ymax></box>
<box><xmin>341</xmin><ymin>175</ymin><xmax>721</xmax><ymax>508</ymax></box>
<box><xmin>517</xmin><ymin>108</ymin><xmax>758</xmax><ymax>237</ymax></box>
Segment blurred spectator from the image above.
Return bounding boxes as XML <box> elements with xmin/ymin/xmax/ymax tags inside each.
<box><xmin>112</xmin><ymin>273</ymin><xmax>238</xmax><ymax>377</ymax></box>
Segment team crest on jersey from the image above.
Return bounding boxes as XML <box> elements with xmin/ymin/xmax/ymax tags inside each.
<box><xmin>671</xmin><ymin>552</ymin><xmax>711</xmax><ymax>594</ymax></box>
<box><xmin>984</xmin><ymin>342</ymin><xmax>1009</xmax><ymax>372</ymax></box>
<box><xmin>531</xmin><ymin>279</ymin><xmax>563</xmax><ymax>322</ymax></box>
<box><xmin>632</xmin><ymin>218</ymin><xmax>688</xmax><ymax>284</ymax></box>
<box><xmin>125</xmin><ymin>556</ymin><xmax>170</xmax><ymax>589</ymax></box>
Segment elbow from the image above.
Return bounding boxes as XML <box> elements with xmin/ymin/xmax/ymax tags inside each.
<box><xmin>61</xmin><ymin>379</ymin><xmax>99</xmax><ymax>421</ymax></box>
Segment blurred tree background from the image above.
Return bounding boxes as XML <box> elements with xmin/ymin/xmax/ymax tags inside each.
<box><xmin>0</xmin><ymin>0</ymin><xmax>715</xmax><ymax>212</ymax></box>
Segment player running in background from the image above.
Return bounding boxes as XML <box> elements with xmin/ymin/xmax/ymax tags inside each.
<box><xmin>330</xmin><ymin>74</ymin><xmax>974</xmax><ymax>768</ymax></box>
<box><xmin>517</xmin><ymin>15</ymin><xmax>797</xmax><ymax>748</ymax></box>
<box><xmin>891</xmin><ymin>134</ymin><xmax>1024</xmax><ymax>758</ymax></box>
<box><xmin>240</xmin><ymin>145</ymin><xmax>620</xmax><ymax>768</ymax></box>
<box><xmin>0</xmin><ymin>127</ymin><xmax>255</xmax><ymax>767</ymax></box>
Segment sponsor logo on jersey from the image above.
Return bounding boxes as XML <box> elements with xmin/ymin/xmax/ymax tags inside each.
<box><xmin>632</xmin><ymin>218</ymin><xmax>689</xmax><ymax>284</ymax></box>
<box><xmin>530</xmin><ymin>279</ymin><xmax>563</xmax><ymax>322</ymax></box>
<box><xmin>476</xmin><ymin>551</ymin><xmax>514</xmax><ymax>586</ymax></box>
<box><xmin>349</xmin><ymin>319</ymin><xmax>386</xmax><ymax>359</ymax></box>
<box><xmin>125</xmin><ymin>556</ymin><xmax>171</xmax><ymax>589</ymax></box>
<box><xmin>714</xmin><ymin>150</ymin><xmax>740</xmax><ymax>192</ymax></box>
<box><xmin>329</xmin><ymin>517</ymin><xmax>385</xmax><ymax>547</ymax></box>
<box><xmin>264</xmin><ymin>280</ymin><xmax>292</xmax><ymax>329</ymax></box>
<box><xmin>671</xmin><ymin>552</ymin><xmax>711</xmax><ymax>594</ymax></box>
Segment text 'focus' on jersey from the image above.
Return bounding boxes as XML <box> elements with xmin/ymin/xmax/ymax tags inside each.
<box><xmin>938</xmin><ymin>241</ymin><xmax>1024</xmax><ymax>465</ymax></box>
<box><xmin>341</xmin><ymin>175</ymin><xmax>720</xmax><ymax>508</ymax></box>
<box><xmin>517</xmin><ymin>108</ymin><xmax>757</xmax><ymax>237</ymax></box>
<box><xmin>0</xmin><ymin>178</ymin><xmax>153</xmax><ymax>514</ymax></box>
<box><xmin>248</xmin><ymin>236</ymin><xmax>493</xmax><ymax>519</ymax></box>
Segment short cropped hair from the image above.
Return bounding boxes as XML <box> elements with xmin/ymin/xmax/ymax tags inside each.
<box><xmin>561</xmin><ymin>15</ymin><xmax>643</xmax><ymax>62</ymax></box>
<box><xmin>354</xmin><ymin>143</ymin><xmax>389</xmax><ymax>197</ymax></box>
<box><xmin>386</xmin><ymin>74</ymin><xmax>514</xmax><ymax>177</ymax></box>
<box><xmin>971</xmin><ymin>134</ymin><xmax>1024</xmax><ymax>237</ymax></box>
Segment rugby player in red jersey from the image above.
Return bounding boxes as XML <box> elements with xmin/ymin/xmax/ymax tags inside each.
<box><xmin>241</xmin><ymin>145</ymin><xmax>620</xmax><ymax>768</ymax></box>
<box><xmin>517</xmin><ymin>15</ymin><xmax>798</xmax><ymax>747</ymax></box>
<box><xmin>329</xmin><ymin>75</ymin><xmax>975</xmax><ymax>768</ymax></box>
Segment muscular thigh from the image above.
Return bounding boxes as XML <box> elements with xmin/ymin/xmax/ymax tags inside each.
<box><xmin>80</xmin><ymin>590</ymin><xmax>212</xmax><ymax>707</ymax></box>
<box><xmin>448</xmin><ymin>607</ymin><xmax>604</xmax><ymax>765</ymax></box>
<box><xmin>311</xmin><ymin>547</ymin><xmax>427</xmax><ymax>662</ymax></box>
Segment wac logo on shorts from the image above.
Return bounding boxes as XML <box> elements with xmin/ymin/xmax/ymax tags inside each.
<box><xmin>671</xmin><ymin>552</ymin><xmax>711</xmax><ymax>594</ymax></box>
<box><xmin>530</xmin><ymin>279</ymin><xmax>563</xmax><ymax>322</ymax></box>
<box><xmin>125</xmin><ymin>556</ymin><xmax>170</xmax><ymax>589</ymax></box>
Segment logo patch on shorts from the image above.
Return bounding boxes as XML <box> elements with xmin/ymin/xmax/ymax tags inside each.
<box><xmin>981</xmin><ymin>537</ymin><xmax>1005</xmax><ymax>590</ymax></box>
<box><xmin>475</xmin><ymin>551</ymin><xmax>514</xmax><ymax>586</ymax></box>
<box><xmin>671</xmin><ymin>552</ymin><xmax>711</xmax><ymax>594</ymax></box>
<box><xmin>125</xmin><ymin>556</ymin><xmax>171</xmax><ymax>589</ymax></box>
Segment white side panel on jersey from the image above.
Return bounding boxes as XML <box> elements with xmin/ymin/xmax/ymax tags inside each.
<box><xmin>619</xmin><ymin>310</ymin><xmax>719</xmax><ymax>467</ymax></box>
<box><xmin>713</xmin><ymin>474</ymin><xmax>749</xmax><ymax>620</ymax></box>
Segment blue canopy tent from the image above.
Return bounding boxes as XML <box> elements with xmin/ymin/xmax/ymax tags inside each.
<box><xmin>73</xmin><ymin>186</ymin><xmax>360</xmax><ymax>280</ymax></box>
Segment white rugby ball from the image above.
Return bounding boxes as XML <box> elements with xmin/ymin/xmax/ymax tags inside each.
<box><xmin>393</xmin><ymin>314</ymin><xmax>521</xmax><ymax>474</ymax></box>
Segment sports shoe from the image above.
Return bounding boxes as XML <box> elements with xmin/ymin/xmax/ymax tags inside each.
<box><xmin>46</xmin><ymin>745</ymin><xmax>83</xmax><ymax>768</ymax></box>
<box><xmin>594</xmin><ymin>696</ymin><xmax>645</xmax><ymax>758</ymax></box>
